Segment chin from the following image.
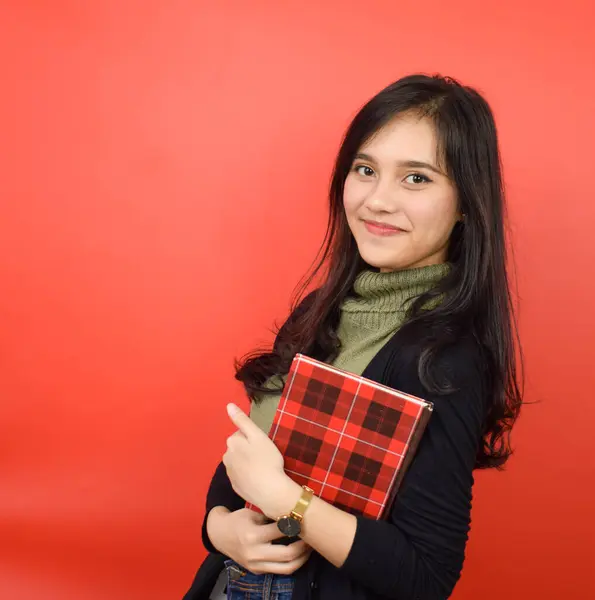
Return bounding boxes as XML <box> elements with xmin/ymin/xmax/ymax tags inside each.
<box><xmin>355</xmin><ymin>238</ymin><xmax>411</xmax><ymax>271</ymax></box>
<box><xmin>359</xmin><ymin>251</ymin><xmax>404</xmax><ymax>272</ymax></box>
<box><xmin>357</xmin><ymin>242</ymin><xmax>442</xmax><ymax>272</ymax></box>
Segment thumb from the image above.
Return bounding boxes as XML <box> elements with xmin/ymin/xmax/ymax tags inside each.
<box><xmin>245</xmin><ymin>509</ymin><xmax>269</xmax><ymax>525</ymax></box>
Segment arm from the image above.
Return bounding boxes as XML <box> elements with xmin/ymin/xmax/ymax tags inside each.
<box><xmin>201</xmin><ymin>462</ymin><xmax>244</xmax><ymax>553</ymax></box>
<box><xmin>201</xmin><ymin>290</ymin><xmax>319</xmax><ymax>553</ymax></box>
<box><xmin>264</xmin><ymin>342</ymin><xmax>487</xmax><ymax>599</ymax></box>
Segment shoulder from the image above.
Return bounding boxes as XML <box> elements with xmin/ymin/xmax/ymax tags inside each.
<box><xmin>431</xmin><ymin>335</ymin><xmax>486</xmax><ymax>390</ymax></box>
<box><xmin>387</xmin><ymin>330</ymin><xmax>483</xmax><ymax>380</ymax></box>
<box><xmin>387</xmin><ymin>333</ymin><xmax>488</xmax><ymax>420</ymax></box>
<box><xmin>387</xmin><ymin>335</ymin><xmax>488</xmax><ymax>474</ymax></box>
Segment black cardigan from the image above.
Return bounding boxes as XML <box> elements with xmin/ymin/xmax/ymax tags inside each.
<box><xmin>186</xmin><ymin>310</ymin><xmax>488</xmax><ymax>600</ymax></box>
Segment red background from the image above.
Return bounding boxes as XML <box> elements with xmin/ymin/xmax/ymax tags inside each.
<box><xmin>1</xmin><ymin>1</ymin><xmax>594</xmax><ymax>598</ymax></box>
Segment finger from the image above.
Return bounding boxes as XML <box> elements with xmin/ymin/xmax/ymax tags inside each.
<box><xmin>259</xmin><ymin>540</ymin><xmax>311</xmax><ymax>563</ymax></box>
<box><xmin>226</xmin><ymin>430</ymin><xmax>244</xmax><ymax>449</ymax></box>
<box><xmin>253</xmin><ymin>521</ymin><xmax>287</xmax><ymax>543</ymax></box>
<box><xmin>244</xmin><ymin>509</ymin><xmax>269</xmax><ymax>525</ymax></box>
<box><xmin>227</xmin><ymin>403</ymin><xmax>263</xmax><ymax>440</ymax></box>
<box><xmin>250</xmin><ymin>551</ymin><xmax>311</xmax><ymax>576</ymax></box>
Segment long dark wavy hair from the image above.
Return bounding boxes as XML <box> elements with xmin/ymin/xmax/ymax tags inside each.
<box><xmin>236</xmin><ymin>74</ymin><xmax>523</xmax><ymax>469</ymax></box>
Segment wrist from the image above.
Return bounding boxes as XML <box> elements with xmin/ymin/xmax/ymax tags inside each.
<box><xmin>206</xmin><ymin>506</ymin><xmax>230</xmax><ymax>551</ymax></box>
<box><xmin>262</xmin><ymin>476</ymin><xmax>302</xmax><ymax>520</ymax></box>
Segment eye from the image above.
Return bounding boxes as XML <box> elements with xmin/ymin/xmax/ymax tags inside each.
<box><xmin>404</xmin><ymin>173</ymin><xmax>431</xmax><ymax>185</ymax></box>
<box><xmin>354</xmin><ymin>165</ymin><xmax>375</xmax><ymax>177</ymax></box>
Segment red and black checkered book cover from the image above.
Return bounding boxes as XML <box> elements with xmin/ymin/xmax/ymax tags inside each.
<box><xmin>246</xmin><ymin>353</ymin><xmax>433</xmax><ymax>520</ymax></box>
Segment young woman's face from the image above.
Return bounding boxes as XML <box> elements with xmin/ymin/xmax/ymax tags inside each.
<box><xmin>343</xmin><ymin>113</ymin><xmax>460</xmax><ymax>272</ymax></box>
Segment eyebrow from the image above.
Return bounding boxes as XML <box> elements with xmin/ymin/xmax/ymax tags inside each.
<box><xmin>354</xmin><ymin>153</ymin><xmax>445</xmax><ymax>176</ymax></box>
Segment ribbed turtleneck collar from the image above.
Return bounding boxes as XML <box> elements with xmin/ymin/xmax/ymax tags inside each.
<box><xmin>344</xmin><ymin>263</ymin><xmax>450</xmax><ymax>314</ymax></box>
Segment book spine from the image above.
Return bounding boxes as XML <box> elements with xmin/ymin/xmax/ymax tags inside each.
<box><xmin>380</xmin><ymin>403</ymin><xmax>434</xmax><ymax>520</ymax></box>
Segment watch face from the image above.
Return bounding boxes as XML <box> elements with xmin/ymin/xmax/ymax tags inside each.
<box><xmin>277</xmin><ymin>516</ymin><xmax>301</xmax><ymax>538</ymax></box>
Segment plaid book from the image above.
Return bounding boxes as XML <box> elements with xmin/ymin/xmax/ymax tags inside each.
<box><xmin>247</xmin><ymin>353</ymin><xmax>433</xmax><ymax>520</ymax></box>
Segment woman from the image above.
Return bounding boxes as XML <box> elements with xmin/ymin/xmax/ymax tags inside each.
<box><xmin>183</xmin><ymin>73</ymin><xmax>523</xmax><ymax>600</ymax></box>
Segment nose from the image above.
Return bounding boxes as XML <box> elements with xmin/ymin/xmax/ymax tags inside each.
<box><xmin>363</xmin><ymin>179</ymin><xmax>399</xmax><ymax>213</ymax></box>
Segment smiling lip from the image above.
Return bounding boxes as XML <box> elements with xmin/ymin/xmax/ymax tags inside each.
<box><xmin>363</xmin><ymin>220</ymin><xmax>405</xmax><ymax>236</ymax></box>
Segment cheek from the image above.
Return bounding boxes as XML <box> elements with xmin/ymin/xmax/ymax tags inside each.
<box><xmin>410</xmin><ymin>198</ymin><xmax>458</xmax><ymax>240</ymax></box>
<box><xmin>342</xmin><ymin>177</ymin><xmax>362</xmax><ymax>217</ymax></box>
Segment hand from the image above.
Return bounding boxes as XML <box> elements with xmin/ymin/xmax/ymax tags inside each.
<box><xmin>223</xmin><ymin>403</ymin><xmax>300</xmax><ymax>518</ymax></box>
<box><xmin>207</xmin><ymin>507</ymin><xmax>312</xmax><ymax>575</ymax></box>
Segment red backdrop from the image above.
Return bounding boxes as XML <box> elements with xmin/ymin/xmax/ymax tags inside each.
<box><xmin>1</xmin><ymin>1</ymin><xmax>594</xmax><ymax>598</ymax></box>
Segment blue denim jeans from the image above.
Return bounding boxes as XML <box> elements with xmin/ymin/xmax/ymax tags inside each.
<box><xmin>224</xmin><ymin>560</ymin><xmax>295</xmax><ymax>600</ymax></box>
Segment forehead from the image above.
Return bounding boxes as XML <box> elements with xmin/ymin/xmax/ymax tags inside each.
<box><xmin>359</xmin><ymin>114</ymin><xmax>440</xmax><ymax>164</ymax></box>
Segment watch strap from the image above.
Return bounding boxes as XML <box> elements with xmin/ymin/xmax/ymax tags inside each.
<box><xmin>290</xmin><ymin>485</ymin><xmax>314</xmax><ymax>523</ymax></box>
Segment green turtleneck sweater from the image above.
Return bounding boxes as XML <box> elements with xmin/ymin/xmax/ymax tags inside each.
<box><xmin>250</xmin><ymin>263</ymin><xmax>449</xmax><ymax>434</ymax></box>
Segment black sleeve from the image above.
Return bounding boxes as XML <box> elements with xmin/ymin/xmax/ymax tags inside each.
<box><xmin>338</xmin><ymin>341</ymin><xmax>488</xmax><ymax>600</ymax></box>
<box><xmin>201</xmin><ymin>462</ymin><xmax>244</xmax><ymax>553</ymax></box>
<box><xmin>201</xmin><ymin>290</ymin><xmax>319</xmax><ymax>553</ymax></box>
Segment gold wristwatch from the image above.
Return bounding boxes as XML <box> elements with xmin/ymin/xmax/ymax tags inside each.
<box><xmin>276</xmin><ymin>485</ymin><xmax>314</xmax><ymax>537</ymax></box>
